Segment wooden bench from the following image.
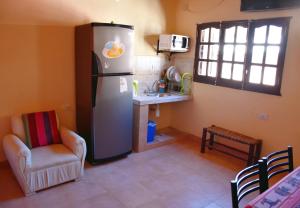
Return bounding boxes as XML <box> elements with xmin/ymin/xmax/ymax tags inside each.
<box><xmin>201</xmin><ymin>125</ymin><xmax>262</xmax><ymax>166</ymax></box>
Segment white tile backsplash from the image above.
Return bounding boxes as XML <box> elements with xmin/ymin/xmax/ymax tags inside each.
<box><xmin>172</xmin><ymin>57</ymin><xmax>194</xmax><ymax>74</ymax></box>
<box><xmin>133</xmin><ymin>56</ymin><xmax>195</xmax><ymax>95</ymax></box>
<box><xmin>134</xmin><ymin>56</ymin><xmax>169</xmax><ymax>95</ymax></box>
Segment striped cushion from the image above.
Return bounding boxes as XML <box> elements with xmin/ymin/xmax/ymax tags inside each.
<box><xmin>22</xmin><ymin>110</ymin><xmax>61</xmax><ymax>149</ymax></box>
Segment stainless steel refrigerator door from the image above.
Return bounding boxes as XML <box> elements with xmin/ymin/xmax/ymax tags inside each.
<box><xmin>93</xmin><ymin>26</ymin><xmax>134</xmax><ymax>74</ymax></box>
<box><xmin>92</xmin><ymin>75</ymin><xmax>133</xmax><ymax>160</ymax></box>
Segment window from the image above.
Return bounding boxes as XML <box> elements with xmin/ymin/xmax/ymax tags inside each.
<box><xmin>193</xmin><ymin>17</ymin><xmax>290</xmax><ymax>95</ymax></box>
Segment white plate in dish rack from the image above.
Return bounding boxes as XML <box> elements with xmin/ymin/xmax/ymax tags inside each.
<box><xmin>166</xmin><ymin>66</ymin><xmax>176</xmax><ymax>80</ymax></box>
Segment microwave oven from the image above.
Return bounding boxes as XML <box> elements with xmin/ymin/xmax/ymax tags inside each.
<box><xmin>158</xmin><ymin>34</ymin><xmax>190</xmax><ymax>52</ymax></box>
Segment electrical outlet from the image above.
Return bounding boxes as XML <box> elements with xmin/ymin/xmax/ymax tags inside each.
<box><xmin>258</xmin><ymin>113</ymin><xmax>269</xmax><ymax>121</ymax></box>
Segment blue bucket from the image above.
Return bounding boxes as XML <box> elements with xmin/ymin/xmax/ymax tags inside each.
<box><xmin>147</xmin><ymin>120</ymin><xmax>156</xmax><ymax>143</ymax></box>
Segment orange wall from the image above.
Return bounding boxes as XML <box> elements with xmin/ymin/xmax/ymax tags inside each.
<box><xmin>0</xmin><ymin>25</ymin><xmax>75</xmax><ymax>161</ymax></box>
<box><xmin>170</xmin><ymin>0</ymin><xmax>300</xmax><ymax>165</ymax></box>
<box><xmin>0</xmin><ymin>0</ymin><xmax>177</xmax><ymax>161</ymax></box>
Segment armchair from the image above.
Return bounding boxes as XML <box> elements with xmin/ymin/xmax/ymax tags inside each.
<box><xmin>3</xmin><ymin>113</ymin><xmax>86</xmax><ymax>196</ymax></box>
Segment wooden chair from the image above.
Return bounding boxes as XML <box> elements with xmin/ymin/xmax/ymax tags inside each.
<box><xmin>231</xmin><ymin>160</ymin><xmax>268</xmax><ymax>208</ymax></box>
<box><xmin>262</xmin><ymin>146</ymin><xmax>294</xmax><ymax>189</ymax></box>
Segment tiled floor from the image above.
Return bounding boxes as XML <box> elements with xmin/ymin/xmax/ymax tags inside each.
<box><xmin>0</xmin><ymin>134</ymin><xmax>251</xmax><ymax>208</ymax></box>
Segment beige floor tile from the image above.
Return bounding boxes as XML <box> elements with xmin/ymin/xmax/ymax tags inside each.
<box><xmin>0</xmin><ymin>163</ymin><xmax>23</xmax><ymax>201</ymax></box>
<box><xmin>109</xmin><ymin>182</ymin><xmax>159</xmax><ymax>208</ymax></box>
<box><xmin>76</xmin><ymin>193</ymin><xmax>126</xmax><ymax>208</ymax></box>
<box><xmin>160</xmin><ymin>188</ymin><xmax>214</xmax><ymax>208</ymax></box>
<box><xmin>204</xmin><ymin>202</ymin><xmax>224</xmax><ymax>208</ymax></box>
<box><xmin>135</xmin><ymin>199</ymin><xmax>166</xmax><ymax>208</ymax></box>
<box><xmin>0</xmin><ymin>135</ymin><xmax>247</xmax><ymax>208</ymax></box>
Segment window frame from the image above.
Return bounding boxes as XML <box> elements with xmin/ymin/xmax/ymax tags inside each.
<box><xmin>193</xmin><ymin>17</ymin><xmax>291</xmax><ymax>96</ymax></box>
<box><xmin>194</xmin><ymin>22</ymin><xmax>220</xmax><ymax>85</ymax></box>
<box><xmin>244</xmin><ymin>17</ymin><xmax>290</xmax><ymax>95</ymax></box>
<box><xmin>217</xmin><ymin>20</ymin><xmax>249</xmax><ymax>90</ymax></box>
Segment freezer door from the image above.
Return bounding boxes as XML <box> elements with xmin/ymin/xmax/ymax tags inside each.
<box><xmin>93</xmin><ymin>26</ymin><xmax>134</xmax><ymax>74</ymax></box>
<box><xmin>92</xmin><ymin>75</ymin><xmax>133</xmax><ymax>160</ymax></box>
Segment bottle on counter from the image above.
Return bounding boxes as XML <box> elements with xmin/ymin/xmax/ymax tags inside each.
<box><xmin>158</xmin><ymin>79</ymin><xmax>166</xmax><ymax>93</ymax></box>
<box><xmin>133</xmin><ymin>80</ymin><xmax>139</xmax><ymax>96</ymax></box>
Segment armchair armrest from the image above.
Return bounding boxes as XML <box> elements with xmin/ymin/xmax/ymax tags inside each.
<box><xmin>3</xmin><ymin>134</ymin><xmax>31</xmax><ymax>173</ymax></box>
<box><xmin>60</xmin><ymin>127</ymin><xmax>86</xmax><ymax>161</ymax></box>
<box><xmin>3</xmin><ymin>134</ymin><xmax>33</xmax><ymax>195</ymax></box>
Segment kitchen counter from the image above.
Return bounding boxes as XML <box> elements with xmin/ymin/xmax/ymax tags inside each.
<box><xmin>133</xmin><ymin>93</ymin><xmax>191</xmax><ymax>105</ymax></box>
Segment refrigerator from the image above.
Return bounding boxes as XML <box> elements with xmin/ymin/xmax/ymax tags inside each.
<box><xmin>75</xmin><ymin>23</ymin><xmax>134</xmax><ymax>164</ymax></box>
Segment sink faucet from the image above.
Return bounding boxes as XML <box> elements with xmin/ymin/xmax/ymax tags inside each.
<box><xmin>151</xmin><ymin>80</ymin><xmax>159</xmax><ymax>92</ymax></box>
<box><xmin>144</xmin><ymin>80</ymin><xmax>159</xmax><ymax>94</ymax></box>
<box><xmin>144</xmin><ymin>83</ymin><xmax>153</xmax><ymax>94</ymax></box>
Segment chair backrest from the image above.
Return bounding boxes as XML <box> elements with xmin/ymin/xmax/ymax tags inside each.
<box><xmin>11</xmin><ymin>113</ymin><xmax>60</xmax><ymax>143</ymax></box>
<box><xmin>262</xmin><ymin>146</ymin><xmax>293</xmax><ymax>189</ymax></box>
<box><xmin>231</xmin><ymin>146</ymin><xmax>294</xmax><ymax>207</ymax></box>
<box><xmin>231</xmin><ymin>160</ymin><xmax>268</xmax><ymax>208</ymax></box>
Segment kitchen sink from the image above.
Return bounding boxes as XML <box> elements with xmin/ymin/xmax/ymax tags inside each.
<box><xmin>134</xmin><ymin>92</ymin><xmax>190</xmax><ymax>105</ymax></box>
<box><xmin>145</xmin><ymin>92</ymin><xmax>173</xmax><ymax>97</ymax></box>
<box><xmin>158</xmin><ymin>93</ymin><xmax>172</xmax><ymax>97</ymax></box>
<box><xmin>145</xmin><ymin>91</ymin><xmax>158</xmax><ymax>96</ymax></box>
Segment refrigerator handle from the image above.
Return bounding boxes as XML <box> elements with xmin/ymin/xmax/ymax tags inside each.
<box><xmin>92</xmin><ymin>76</ymin><xmax>103</xmax><ymax>108</ymax></box>
<box><xmin>91</xmin><ymin>76</ymin><xmax>98</xmax><ymax>108</ymax></box>
<box><xmin>92</xmin><ymin>51</ymin><xmax>103</xmax><ymax>75</ymax></box>
<box><xmin>92</xmin><ymin>76</ymin><xmax>97</xmax><ymax>108</ymax></box>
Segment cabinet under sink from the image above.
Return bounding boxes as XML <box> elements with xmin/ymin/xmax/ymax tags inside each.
<box><xmin>132</xmin><ymin>94</ymin><xmax>191</xmax><ymax>152</ymax></box>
